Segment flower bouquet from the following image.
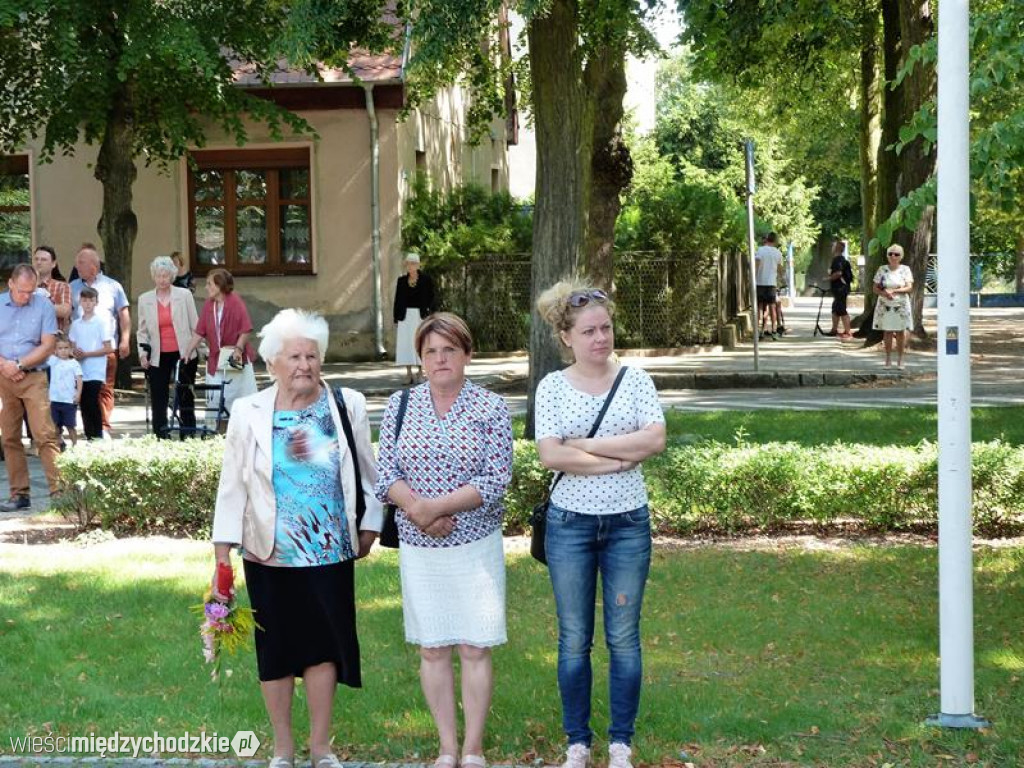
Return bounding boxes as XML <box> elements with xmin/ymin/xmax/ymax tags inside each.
<box><xmin>193</xmin><ymin>579</ymin><xmax>258</xmax><ymax>683</ymax></box>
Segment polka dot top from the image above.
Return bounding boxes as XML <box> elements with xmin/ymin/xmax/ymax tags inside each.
<box><xmin>535</xmin><ymin>366</ymin><xmax>664</xmax><ymax>515</ymax></box>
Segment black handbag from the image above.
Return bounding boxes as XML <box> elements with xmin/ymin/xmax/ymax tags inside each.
<box><xmin>531</xmin><ymin>367</ymin><xmax>629</xmax><ymax>565</ymax></box>
<box><xmin>378</xmin><ymin>388</ymin><xmax>410</xmax><ymax>548</ymax></box>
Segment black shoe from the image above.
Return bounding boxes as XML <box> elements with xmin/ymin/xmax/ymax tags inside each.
<box><xmin>0</xmin><ymin>495</ymin><xmax>31</xmax><ymax>512</ymax></box>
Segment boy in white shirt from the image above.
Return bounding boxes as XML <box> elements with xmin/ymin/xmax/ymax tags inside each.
<box><xmin>69</xmin><ymin>287</ymin><xmax>113</xmax><ymax>440</ymax></box>
<box><xmin>48</xmin><ymin>334</ymin><xmax>84</xmax><ymax>448</ymax></box>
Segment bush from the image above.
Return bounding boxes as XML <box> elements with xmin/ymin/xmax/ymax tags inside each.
<box><xmin>56</xmin><ymin>436</ymin><xmax>1024</xmax><ymax>538</ymax></box>
<box><xmin>401</xmin><ymin>176</ymin><xmax>532</xmax><ymax>268</ymax></box>
<box><xmin>55</xmin><ymin>436</ymin><xmax>224</xmax><ymax>536</ymax></box>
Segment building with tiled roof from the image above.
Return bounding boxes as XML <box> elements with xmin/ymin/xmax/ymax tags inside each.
<box><xmin>3</xmin><ymin>39</ymin><xmax>512</xmax><ymax>360</ymax></box>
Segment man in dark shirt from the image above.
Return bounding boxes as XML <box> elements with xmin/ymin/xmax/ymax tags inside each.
<box><xmin>827</xmin><ymin>240</ymin><xmax>854</xmax><ymax>338</ymax></box>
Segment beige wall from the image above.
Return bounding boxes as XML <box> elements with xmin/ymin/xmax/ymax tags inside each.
<box><xmin>387</xmin><ymin>82</ymin><xmax>509</xmax><ymax>326</ymax></box>
<box><xmin>22</xmin><ymin>84</ymin><xmax>508</xmax><ymax>360</ymax></box>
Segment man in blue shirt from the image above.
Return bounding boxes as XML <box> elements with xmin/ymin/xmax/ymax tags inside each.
<box><xmin>0</xmin><ymin>264</ymin><xmax>61</xmax><ymax>511</ymax></box>
<box><xmin>70</xmin><ymin>243</ymin><xmax>131</xmax><ymax>436</ymax></box>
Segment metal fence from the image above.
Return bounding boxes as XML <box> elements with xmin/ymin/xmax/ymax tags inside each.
<box><xmin>433</xmin><ymin>251</ymin><xmax>720</xmax><ymax>353</ymax></box>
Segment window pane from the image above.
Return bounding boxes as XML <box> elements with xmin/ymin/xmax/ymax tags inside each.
<box><xmin>195</xmin><ymin>206</ymin><xmax>225</xmax><ymax>265</ymax></box>
<box><xmin>0</xmin><ymin>170</ymin><xmax>30</xmax><ymax>198</ymax></box>
<box><xmin>193</xmin><ymin>170</ymin><xmax>223</xmax><ymax>202</ymax></box>
<box><xmin>280</xmin><ymin>168</ymin><xmax>309</xmax><ymax>200</ymax></box>
<box><xmin>237</xmin><ymin>205</ymin><xmax>267</xmax><ymax>264</ymax></box>
<box><xmin>236</xmin><ymin>170</ymin><xmax>267</xmax><ymax>201</ymax></box>
<box><xmin>0</xmin><ymin>211</ymin><xmax>31</xmax><ymax>270</ymax></box>
<box><xmin>280</xmin><ymin>205</ymin><xmax>311</xmax><ymax>265</ymax></box>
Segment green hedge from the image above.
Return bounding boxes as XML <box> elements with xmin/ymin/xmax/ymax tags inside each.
<box><xmin>54</xmin><ymin>436</ymin><xmax>1024</xmax><ymax>538</ymax></box>
<box><xmin>55</xmin><ymin>436</ymin><xmax>224</xmax><ymax>536</ymax></box>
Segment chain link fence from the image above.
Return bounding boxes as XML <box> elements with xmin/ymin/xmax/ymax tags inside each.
<box><xmin>433</xmin><ymin>251</ymin><xmax>720</xmax><ymax>353</ymax></box>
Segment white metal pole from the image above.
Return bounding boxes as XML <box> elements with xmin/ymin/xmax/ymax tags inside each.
<box><xmin>927</xmin><ymin>0</ymin><xmax>988</xmax><ymax>730</ymax></box>
<box><xmin>744</xmin><ymin>140</ymin><xmax>759</xmax><ymax>371</ymax></box>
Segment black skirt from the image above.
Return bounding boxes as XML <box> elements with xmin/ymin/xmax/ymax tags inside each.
<box><xmin>243</xmin><ymin>558</ymin><xmax>361</xmax><ymax>687</ymax></box>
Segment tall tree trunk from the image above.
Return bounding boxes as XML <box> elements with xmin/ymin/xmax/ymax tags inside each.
<box><xmin>1016</xmin><ymin>231</ymin><xmax>1024</xmax><ymax>294</ymax></box>
<box><xmin>804</xmin><ymin>234</ymin><xmax>833</xmax><ymax>292</ymax></box>
<box><xmin>857</xmin><ymin>2</ymin><xmax>881</xmax><ymax>289</ymax></box>
<box><xmin>94</xmin><ymin>81</ymin><xmax>138</xmax><ymax>387</ymax></box>
<box><xmin>525</xmin><ymin>0</ymin><xmax>593</xmax><ymax>437</ymax></box>
<box><xmin>858</xmin><ymin>0</ymin><xmax>903</xmax><ymax>339</ymax></box>
<box><xmin>584</xmin><ymin>46</ymin><xmax>631</xmax><ymax>291</ymax></box>
<box><xmin>896</xmin><ymin>0</ymin><xmax>936</xmax><ymax>337</ymax></box>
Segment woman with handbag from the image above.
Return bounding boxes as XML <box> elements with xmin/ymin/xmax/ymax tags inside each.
<box><xmin>136</xmin><ymin>256</ymin><xmax>200</xmax><ymax>437</ymax></box>
<box><xmin>210</xmin><ymin>309</ymin><xmax>382</xmax><ymax>768</ymax></box>
<box><xmin>375</xmin><ymin>312</ymin><xmax>513</xmax><ymax>768</ymax></box>
<box><xmin>182</xmin><ymin>267</ymin><xmax>257</xmax><ymax>416</ymax></box>
<box><xmin>534</xmin><ymin>279</ymin><xmax>666</xmax><ymax>768</ymax></box>
<box><xmin>393</xmin><ymin>252</ymin><xmax>436</xmax><ymax>384</ymax></box>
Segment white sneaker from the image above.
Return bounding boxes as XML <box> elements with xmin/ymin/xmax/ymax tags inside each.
<box><xmin>560</xmin><ymin>743</ymin><xmax>591</xmax><ymax>768</ymax></box>
<box><xmin>608</xmin><ymin>743</ymin><xmax>632</xmax><ymax>768</ymax></box>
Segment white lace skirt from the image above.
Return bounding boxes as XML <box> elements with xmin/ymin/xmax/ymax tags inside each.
<box><xmin>399</xmin><ymin>529</ymin><xmax>507</xmax><ymax>648</ymax></box>
<box><xmin>394</xmin><ymin>316</ymin><xmax>420</xmax><ymax>366</ymax></box>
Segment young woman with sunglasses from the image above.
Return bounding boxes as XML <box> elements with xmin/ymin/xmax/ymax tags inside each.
<box><xmin>534</xmin><ymin>279</ymin><xmax>667</xmax><ymax>768</ymax></box>
<box><xmin>872</xmin><ymin>243</ymin><xmax>914</xmax><ymax>368</ymax></box>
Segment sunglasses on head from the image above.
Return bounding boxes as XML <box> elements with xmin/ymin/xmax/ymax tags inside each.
<box><xmin>567</xmin><ymin>289</ymin><xmax>609</xmax><ymax>308</ymax></box>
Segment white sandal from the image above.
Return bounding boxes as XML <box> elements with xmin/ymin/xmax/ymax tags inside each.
<box><xmin>434</xmin><ymin>755</ymin><xmax>458</xmax><ymax>768</ymax></box>
<box><xmin>462</xmin><ymin>756</ymin><xmax>487</xmax><ymax>768</ymax></box>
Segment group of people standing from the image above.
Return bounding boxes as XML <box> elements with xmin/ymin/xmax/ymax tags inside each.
<box><xmin>0</xmin><ymin>244</ymin><xmax>129</xmax><ymax>511</ymax></box>
<box><xmin>0</xmin><ymin>243</ymin><xmax>259</xmax><ymax>512</ymax></box>
<box><xmin>138</xmin><ymin>258</ymin><xmax>257</xmax><ymax>437</ymax></box>
<box><xmin>827</xmin><ymin>238</ymin><xmax>915</xmax><ymax>367</ymax></box>
<box><xmin>209</xmin><ymin>277</ymin><xmax>666</xmax><ymax>768</ymax></box>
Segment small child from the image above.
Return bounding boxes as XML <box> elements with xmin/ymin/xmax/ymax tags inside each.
<box><xmin>69</xmin><ymin>286</ymin><xmax>114</xmax><ymax>440</ymax></box>
<box><xmin>48</xmin><ymin>334</ymin><xmax>84</xmax><ymax>448</ymax></box>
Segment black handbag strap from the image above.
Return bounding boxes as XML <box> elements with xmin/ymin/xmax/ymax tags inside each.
<box><xmin>334</xmin><ymin>387</ymin><xmax>366</xmax><ymax>527</ymax></box>
<box><xmin>393</xmin><ymin>388</ymin><xmax>410</xmax><ymax>442</ymax></box>
<box><xmin>548</xmin><ymin>365</ymin><xmax>629</xmax><ymax>495</ymax></box>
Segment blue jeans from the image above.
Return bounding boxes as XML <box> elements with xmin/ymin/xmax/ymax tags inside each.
<box><xmin>546</xmin><ymin>503</ymin><xmax>652</xmax><ymax>747</ymax></box>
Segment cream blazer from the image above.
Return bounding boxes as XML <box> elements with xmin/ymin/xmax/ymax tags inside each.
<box><xmin>211</xmin><ymin>381</ymin><xmax>383</xmax><ymax>561</ymax></box>
<box><xmin>136</xmin><ymin>286</ymin><xmax>199</xmax><ymax>360</ymax></box>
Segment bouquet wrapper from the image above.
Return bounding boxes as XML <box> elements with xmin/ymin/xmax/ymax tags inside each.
<box><xmin>216</xmin><ymin>562</ymin><xmax>234</xmax><ymax>598</ymax></box>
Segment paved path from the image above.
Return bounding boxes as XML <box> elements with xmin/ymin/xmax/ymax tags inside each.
<box><xmin>4</xmin><ymin>299</ymin><xmax>1022</xmax><ymax>519</ymax></box>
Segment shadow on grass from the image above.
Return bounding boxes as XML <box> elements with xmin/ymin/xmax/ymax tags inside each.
<box><xmin>0</xmin><ymin>543</ymin><xmax>1022</xmax><ymax>765</ymax></box>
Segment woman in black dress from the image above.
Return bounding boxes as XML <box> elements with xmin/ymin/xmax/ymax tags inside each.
<box><xmin>393</xmin><ymin>252</ymin><xmax>436</xmax><ymax>384</ymax></box>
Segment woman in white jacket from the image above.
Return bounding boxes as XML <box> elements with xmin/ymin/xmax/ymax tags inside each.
<box><xmin>211</xmin><ymin>309</ymin><xmax>382</xmax><ymax>768</ymax></box>
<box><xmin>136</xmin><ymin>256</ymin><xmax>199</xmax><ymax>437</ymax></box>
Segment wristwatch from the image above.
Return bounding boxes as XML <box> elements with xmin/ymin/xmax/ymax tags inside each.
<box><xmin>14</xmin><ymin>359</ymin><xmax>23</xmax><ymax>372</ymax></box>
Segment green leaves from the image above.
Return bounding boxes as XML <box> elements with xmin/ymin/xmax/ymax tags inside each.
<box><xmin>868</xmin><ymin>176</ymin><xmax>936</xmax><ymax>257</ymax></box>
<box><xmin>400</xmin><ymin>175</ymin><xmax>532</xmax><ymax>267</ymax></box>
<box><xmin>0</xmin><ymin>0</ymin><xmax>311</xmax><ymax>164</ymax></box>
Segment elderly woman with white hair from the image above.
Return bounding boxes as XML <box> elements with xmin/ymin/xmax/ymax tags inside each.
<box><xmin>210</xmin><ymin>309</ymin><xmax>382</xmax><ymax>768</ymax></box>
<box><xmin>393</xmin><ymin>252</ymin><xmax>436</xmax><ymax>384</ymax></box>
<box><xmin>136</xmin><ymin>255</ymin><xmax>199</xmax><ymax>437</ymax></box>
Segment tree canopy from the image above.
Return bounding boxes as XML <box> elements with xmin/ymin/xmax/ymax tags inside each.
<box><xmin>0</xmin><ymin>1</ymin><xmax>312</xmax><ymax>300</ymax></box>
<box><xmin>618</xmin><ymin>53</ymin><xmax>821</xmax><ymax>256</ymax></box>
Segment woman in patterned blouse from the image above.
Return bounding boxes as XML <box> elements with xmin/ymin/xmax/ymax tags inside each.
<box><xmin>211</xmin><ymin>309</ymin><xmax>382</xmax><ymax>768</ymax></box>
<box><xmin>375</xmin><ymin>312</ymin><xmax>513</xmax><ymax>768</ymax></box>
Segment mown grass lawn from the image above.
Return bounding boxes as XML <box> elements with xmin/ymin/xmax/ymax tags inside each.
<box><xmin>1</xmin><ymin>537</ymin><xmax>1022</xmax><ymax>766</ymax></box>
